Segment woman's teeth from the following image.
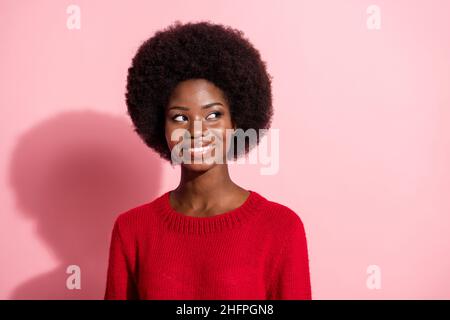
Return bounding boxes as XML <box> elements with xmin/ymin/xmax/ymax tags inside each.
<box><xmin>188</xmin><ymin>144</ymin><xmax>213</xmax><ymax>153</ymax></box>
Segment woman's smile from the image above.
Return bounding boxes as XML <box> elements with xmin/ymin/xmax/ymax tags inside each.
<box><xmin>187</xmin><ymin>144</ymin><xmax>214</xmax><ymax>154</ymax></box>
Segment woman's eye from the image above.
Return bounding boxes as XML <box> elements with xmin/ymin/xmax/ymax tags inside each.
<box><xmin>206</xmin><ymin>112</ymin><xmax>222</xmax><ymax>120</ymax></box>
<box><xmin>172</xmin><ymin>114</ymin><xmax>187</xmax><ymax>122</ymax></box>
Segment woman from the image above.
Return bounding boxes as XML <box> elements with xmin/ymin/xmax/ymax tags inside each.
<box><xmin>104</xmin><ymin>21</ymin><xmax>312</xmax><ymax>300</ymax></box>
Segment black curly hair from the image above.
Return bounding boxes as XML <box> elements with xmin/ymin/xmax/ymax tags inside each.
<box><xmin>125</xmin><ymin>20</ymin><xmax>273</xmax><ymax>161</ymax></box>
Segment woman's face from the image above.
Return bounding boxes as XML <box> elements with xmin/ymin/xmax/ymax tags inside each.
<box><xmin>165</xmin><ymin>78</ymin><xmax>235</xmax><ymax>172</ymax></box>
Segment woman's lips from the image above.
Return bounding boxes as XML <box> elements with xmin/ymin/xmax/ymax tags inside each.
<box><xmin>186</xmin><ymin>143</ymin><xmax>214</xmax><ymax>154</ymax></box>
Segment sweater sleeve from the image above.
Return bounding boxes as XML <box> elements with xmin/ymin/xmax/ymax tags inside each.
<box><xmin>267</xmin><ymin>216</ymin><xmax>312</xmax><ymax>300</ymax></box>
<box><xmin>104</xmin><ymin>217</ymin><xmax>139</xmax><ymax>300</ymax></box>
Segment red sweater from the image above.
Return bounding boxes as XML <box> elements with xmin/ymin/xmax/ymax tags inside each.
<box><xmin>104</xmin><ymin>190</ymin><xmax>312</xmax><ymax>300</ymax></box>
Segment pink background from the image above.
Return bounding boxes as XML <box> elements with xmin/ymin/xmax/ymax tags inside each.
<box><xmin>1</xmin><ymin>0</ymin><xmax>449</xmax><ymax>299</ymax></box>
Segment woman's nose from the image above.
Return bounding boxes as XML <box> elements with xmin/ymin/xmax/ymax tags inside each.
<box><xmin>188</xmin><ymin>117</ymin><xmax>207</xmax><ymax>139</ymax></box>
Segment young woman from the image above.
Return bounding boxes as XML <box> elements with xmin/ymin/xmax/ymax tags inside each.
<box><xmin>104</xmin><ymin>21</ymin><xmax>312</xmax><ymax>300</ymax></box>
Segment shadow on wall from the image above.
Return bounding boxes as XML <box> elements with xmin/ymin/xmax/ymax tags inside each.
<box><xmin>8</xmin><ymin>110</ymin><xmax>162</xmax><ymax>299</ymax></box>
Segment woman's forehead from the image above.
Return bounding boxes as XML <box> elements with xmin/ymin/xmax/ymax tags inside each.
<box><xmin>168</xmin><ymin>79</ymin><xmax>228</xmax><ymax>108</ymax></box>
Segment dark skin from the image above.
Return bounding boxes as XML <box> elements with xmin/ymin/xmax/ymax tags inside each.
<box><xmin>165</xmin><ymin>78</ymin><xmax>250</xmax><ymax>217</ymax></box>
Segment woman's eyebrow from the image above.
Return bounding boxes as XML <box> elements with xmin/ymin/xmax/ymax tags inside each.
<box><xmin>168</xmin><ymin>102</ymin><xmax>223</xmax><ymax>111</ymax></box>
<box><xmin>201</xmin><ymin>102</ymin><xmax>223</xmax><ymax>109</ymax></box>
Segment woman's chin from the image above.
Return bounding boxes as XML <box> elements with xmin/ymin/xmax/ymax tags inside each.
<box><xmin>180</xmin><ymin>153</ymin><xmax>225</xmax><ymax>171</ymax></box>
<box><xmin>172</xmin><ymin>149</ymin><xmax>229</xmax><ymax>171</ymax></box>
<box><xmin>181</xmin><ymin>161</ymin><xmax>216</xmax><ymax>172</ymax></box>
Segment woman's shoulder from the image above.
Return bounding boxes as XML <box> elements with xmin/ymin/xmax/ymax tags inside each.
<box><xmin>112</xmin><ymin>191</ymin><xmax>167</xmax><ymax>229</ymax></box>
<box><xmin>253</xmin><ymin>191</ymin><xmax>307</xmax><ymax>232</ymax></box>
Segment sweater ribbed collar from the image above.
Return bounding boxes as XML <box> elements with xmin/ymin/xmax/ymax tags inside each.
<box><xmin>155</xmin><ymin>190</ymin><xmax>263</xmax><ymax>234</ymax></box>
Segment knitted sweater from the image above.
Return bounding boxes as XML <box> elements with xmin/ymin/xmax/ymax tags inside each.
<box><xmin>104</xmin><ymin>190</ymin><xmax>312</xmax><ymax>300</ymax></box>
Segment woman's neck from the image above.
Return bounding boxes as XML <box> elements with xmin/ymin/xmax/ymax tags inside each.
<box><xmin>171</xmin><ymin>164</ymin><xmax>246</xmax><ymax>214</ymax></box>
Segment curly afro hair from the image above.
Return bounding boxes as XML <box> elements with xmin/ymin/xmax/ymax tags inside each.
<box><xmin>125</xmin><ymin>20</ymin><xmax>273</xmax><ymax>161</ymax></box>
